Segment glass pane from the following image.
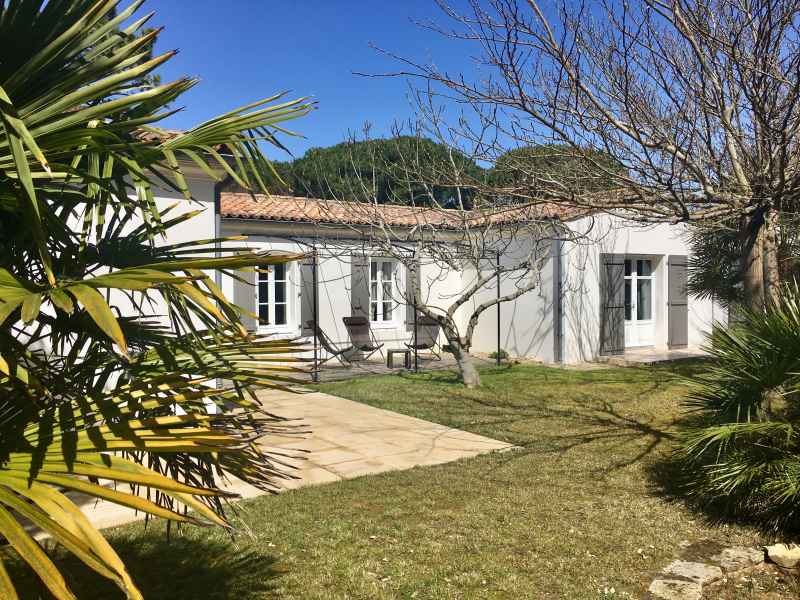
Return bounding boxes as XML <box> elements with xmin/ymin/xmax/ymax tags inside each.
<box><xmin>382</xmin><ymin>279</ymin><xmax>392</xmax><ymax>301</ymax></box>
<box><xmin>637</xmin><ymin>279</ymin><xmax>652</xmax><ymax>320</ymax></box>
<box><xmin>274</xmin><ymin>304</ymin><xmax>286</xmax><ymax>325</ymax></box>
<box><xmin>371</xmin><ymin>281</ymin><xmax>377</xmax><ymax>301</ymax></box>
<box><xmin>383</xmin><ymin>301</ymin><xmax>392</xmax><ymax>320</ymax></box>
<box><xmin>275</xmin><ymin>281</ymin><xmax>286</xmax><ymax>303</ymax></box>
<box><xmin>381</xmin><ymin>261</ymin><xmax>393</xmax><ymax>280</ymax></box>
<box><xmin>258</xmin><ymin>281</ymin><xmax>269</xmax><ymax>303</ymax></box>
<box><xmin>274</xmin><ymin>263</ymin><xmax>286</xmax><ymax>280</ymax></box>
<box><xmin>371</xmin><ymin>302</ymin><xmax>378</xmax><ymax>321</ymax></box>
<box><xmin>258</xmin><ymin>303</ymin><xmax>269</xmax><ymax>324</ymax></box>
<box><xmin>624</xmin><ymin>259</ymin><xmax>632</xmax><ymax>276</ymax></box>
<box><xmin>624</xmin><ymin>280</ymin><xmax>632</xmax><ymax>321</ymax></box>
<box><xmin>637</xmin><ymin>259</ymin><xmax>652</xmax><ymax>277</ymax></box>
<box><xmin>370</xmin><ymin>260</ymin><xmax>377</xmax><ymax>279</ymax></box>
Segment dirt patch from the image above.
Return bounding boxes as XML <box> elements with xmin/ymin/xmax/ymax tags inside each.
<box><xmin>679</xmin><ymin>539</ymin><xmax>727</xmax><ymax>562</ymax></box>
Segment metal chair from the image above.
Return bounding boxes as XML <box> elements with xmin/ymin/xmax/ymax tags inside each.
<box><xmin>306</xmin><ymin>320</ymin><xmax>355</xmax><ymax>366</ymax></box>
<box><xmin>342</xmin><ymin>316</ymin><xmax>384</xmax><ymax>362</ymax></box>
<box><xmin>405</xmin><ymin>316</ymin><xmax>443</xmax><ymax>360</ymax></box>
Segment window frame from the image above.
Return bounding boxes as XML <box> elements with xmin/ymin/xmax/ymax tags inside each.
<box><xmin>623</xmin><ymin>258</ymin><xmax>655</xmax><ymax>324</ymax></box>
<box><xmin>256</xmin><ymin>261</ymin><xmax>295</xmax><ymax>333</ymax></box>
<box><xmin>369</xmin><ymin>258</ymin><xmax>400</xmax><ymax>327</ymax></box>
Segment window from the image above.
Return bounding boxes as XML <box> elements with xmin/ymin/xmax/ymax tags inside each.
<box><xmin>623</xmin><ymin>259</ymin><xmax>654</xmax><ymax>322</ymax></box>
<box><xmin>370</xmin><ymin>259</ymin><xmax>397</xmax><ymax>322</ymax></box>
<box><xmin>257</xmin><ymin>263</ymin><xmax>288</xmax><ymax>327</ymax></box>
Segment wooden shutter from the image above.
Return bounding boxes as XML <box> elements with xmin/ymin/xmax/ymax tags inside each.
<box><xmin>233</xmin><ymin>266</ymin><xmax>257</xmax><ymax>332</ymax></box>
<box><xmin>405</xmin><ymin>257</ymin><xmax>421</xmax><ymax>331</ymax></box>
<box><xmin>300</xmin><ymin>253</ymin><xmax>318</xmax><ymax>335</ymax></box>
<box><xmin>599</xmin><ymin>253</ymin><xmax>625</xmax><ymax>355</ymax></box>
<box><xmin>350</xmin><ymin>253</ymin><xmax>370</xmax><ymax>319</ymax></box>
<box><xmin>668</xmin><ymin>255</ymin><xmax>689</xmax><ymax>348</ymax></box>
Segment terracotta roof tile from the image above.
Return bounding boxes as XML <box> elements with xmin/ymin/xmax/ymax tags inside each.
<box><xmin>220</xmin><ymin>193</ymin><xmax>583</xmax><ymax>228</ymax></box>
<box><xmin>134</xmin><ymin>127</ymin><xmax>186</xmax><ymax>143</ymax></box>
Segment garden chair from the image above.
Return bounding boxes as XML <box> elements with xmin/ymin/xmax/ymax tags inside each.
<box><xmin>306</xmin><ymin>320</ymin><xmax>355</xmax><ymax>366</ymax></box>
<box><xmin>342</xmin><ymin>316</ymin><xmax>384</xmax><ymax>362</ymax></box>
<box><xmin>405</xmin><ymin>316</ymin><xmax>443</xmax><ymax>360</ymax></box>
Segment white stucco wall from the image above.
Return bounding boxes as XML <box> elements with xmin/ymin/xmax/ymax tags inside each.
<box><xmin>560</xmin><ymin>213</ymin><xmax>726</xmax><ymax>363</ymax></box>
<box><xmin>219</xmin><ymin>219</ymin><xmax>564</xmax><ymax>363</ymax></box>
<box><xmin>218</xmin><ymin>223</ymin><xmax>420</xmax><ymax>352</ymax></box>
<box><xmin>466</xmin><ymin>237</ymin><xmax>557</xmax><ymax>361</ymax></box>
<box><xmin>220</xmin><ymin>212</ymin><xmax>725</xmax><ymax>366</ymax></box>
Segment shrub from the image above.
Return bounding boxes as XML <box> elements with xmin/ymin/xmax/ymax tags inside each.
<box><xmin>677</xmin><ymin>283</ymin><xmax>800</xmax><ymax>529</ymax></box>
<box><xmin>488</xmin><ymin>349</ymin><xmax>510</xmax><ymax>361</ymax></box>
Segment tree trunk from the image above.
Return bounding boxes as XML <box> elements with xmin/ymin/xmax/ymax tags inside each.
<box><xmin>762</xmin><ymin>209</ymin><xmax>781</xmax><ymax>306</ymax></box>
<box><xmin>742</xmin><ymin>208</ymin><xmax>781</xmax><ymax>312</ymax></box>
<box><xmin>438</xmin><ymin>336</ymin><xmax>479</xmax><ymax>387</ymax></box>
<box><xmin>742</xmin><ymin>213</ymin><xmax>765</xmax><ymax>312</ymax></box>
<box><xmin>436</xmin><ymin>317</ymin><xmax>482</xmax><ymax>387</ymax></box>
<box><xmin>451</xmin><ymin>343</ymin><xmax>481</xmax><ymax>388</ymax></box>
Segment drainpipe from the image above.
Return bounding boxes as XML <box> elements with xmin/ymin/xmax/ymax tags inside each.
<box><xmin>213</xmin><ymin>179</ymin><xmax>224</xmax><ymax>394</ymax></box>
<box><xmin>496</xmin><ymin>250</ymin><xmax>501</xmax><ymax>366</ymax></box>
<box><xmin>213</xmin><ymin>178</ymin><xmax>225</xmax><ymax>291</ymax></box>
<box><xmin>553</xmin><ymin>238</ymin><xmax>564</xmax><ymax>364</ymax></box>
<box><xmin>312</xmin><ymin>248</ymin><xmax>319</xmax><ymax>383</ymax></box>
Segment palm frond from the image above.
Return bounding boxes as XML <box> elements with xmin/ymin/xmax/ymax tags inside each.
<box><xmin>0</xmin><ymin>1</ymin><xmax>314</xmax><ymax>597</ymax></box>
<box><xmin>678</xmin><ymin>282</ymin><xmax>800</xmax><ymax>529</ymax></box>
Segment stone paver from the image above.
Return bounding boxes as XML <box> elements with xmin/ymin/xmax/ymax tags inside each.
<box><xmin>711</xmin><ymin>546</ymin><xmax>765</xmax><ymax>572</ymax></box>
<box><xmin>646</xmin><ymin>544</ymin><xmax>767</xmax><ymax>599</ymax></box>
<box><xmin>75</xmin><ymin>389</ymin><xmax>513</xmax><ymax>531</ymax></box>
<box><xmin>262</xmin><ymin>389</ymin><xmax>513</xmax><ymax>487</ymax></box>
<box><xmin>662</xmin><ymin>560</ymin><xmax>723</xmax><ymax>585</ymax></box>
<box><xmin>648</xmin><ymin>578</ymin><xmax>702</xmax><ymax>600</ymax></box>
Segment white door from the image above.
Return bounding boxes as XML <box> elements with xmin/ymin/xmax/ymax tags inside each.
<box><xmin>624</xmin><ymin>258</ymin><xmax>655</xmax><ymax>347</ymax></box>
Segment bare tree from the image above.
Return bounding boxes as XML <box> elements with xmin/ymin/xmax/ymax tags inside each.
<box><xmin>368</xmin><ymin>0</ymin><xmax>800</xmax><ymax>311</ymax></box>
<box><xmin>290</xmin><ymin>131</ymin><xmax>573</xmax><ymax>387</ymax></box>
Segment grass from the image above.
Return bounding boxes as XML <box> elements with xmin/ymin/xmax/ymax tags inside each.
<box><xmin>10</xmin><ymin>363</ymin><xmax>785</xmax><ymax>599</ymax></box>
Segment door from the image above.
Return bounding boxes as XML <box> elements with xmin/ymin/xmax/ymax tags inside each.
<box><xmin>668</xmin><ymin>255</ymin><xmax>689</xmax><ymax>348</ymax></box>
<box><xmin>624</xmin><ymin>258</ymin><xmax>655</xmax><ymax>347</ymax></box>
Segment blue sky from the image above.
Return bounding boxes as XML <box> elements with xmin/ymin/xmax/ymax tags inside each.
<box><xmin>152</xmin><ymin>1</ymin><xmax>474</xmax><ymax>161</ymax></box>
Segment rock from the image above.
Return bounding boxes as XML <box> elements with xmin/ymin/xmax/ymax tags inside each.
<box><xmin>647</xmin><ymin>578</ymin><xmax>702</xmax><ymax>600</ymax></box>
<box><xmin>710</xmin><ymin>546</ymin><xmax>765</xmax><ymax>572</ymax></box>
<box><xmin>765</xmin><ymin>543</ymin><xmax>800</xmax><ymax>569</ymax></box>
<box><xmin>662</xmin><ymin>560</ymin><xmax>723</xmax><ymax>585</ymax></box>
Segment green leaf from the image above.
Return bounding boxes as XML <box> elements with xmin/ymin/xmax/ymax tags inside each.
<box><xmin>66</xmin><ymin>284</ymin><xmax>128</xmax><ymax>356</ymax></box>
<box><xmin>20</xmin><ymin>292</ymin><xmax>41</xmax><ymax>323</ymax></box>
<box><xmin>0</xmin><ymin>502</ymin><xmax>75</xmax><ymax>600</ymax></box>
<box><xmin>0</xmin><ymin>556</ymin><xmax>19</xmax><ymax>600</ymax></box>
<box><xmin>49</xmin><ymin>288</ymin><xmax>75</xmax><ymax>313</ymax></box>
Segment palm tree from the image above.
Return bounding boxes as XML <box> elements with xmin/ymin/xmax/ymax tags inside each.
<box><xmin>0</xmin><ymin>1</ymin><xmax>314</xmax><ymax>597</ymax></box>
<box><xmin>679</xmin><ymin>283</ymin><xmax>800</xmax><ymax>530</ymax></box>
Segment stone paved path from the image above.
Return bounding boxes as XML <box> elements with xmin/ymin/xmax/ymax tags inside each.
<box><xmin>76</xmin><ymin>389</ymin><xmax>513</xmax><ymax>530</ymax></box>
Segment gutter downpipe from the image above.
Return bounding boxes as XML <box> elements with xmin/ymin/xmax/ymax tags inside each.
<box><xmin>553</xmin><ymin>227</ymin><xmax>564</xmax><ymax>364</ymax></box>
<box><xmin>213</xmin><ymin>179</ymin><xmax>225</xmax><ymax>394</ymax></box>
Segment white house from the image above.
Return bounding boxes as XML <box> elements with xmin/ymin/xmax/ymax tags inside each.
<box><xmin>218</xmin><ymin>193</ymin><xmax>725</xmax><ymax>365</ymax></box>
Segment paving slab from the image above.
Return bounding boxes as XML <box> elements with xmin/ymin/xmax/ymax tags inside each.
<box><xmin>75</xmin><ymin>389</ymin><xmax>513</xmax><ymax>531</ymax></box>
<box><xmin>648</xmin><ymin>578</ymin><xmax>702</xmax><ymax>600</ymax></box>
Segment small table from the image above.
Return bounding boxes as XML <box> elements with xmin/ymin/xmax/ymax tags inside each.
<box><xmin>387</xmin><ymin>349</ymin><xmax>412</xmax><ymax>369</ymax></box>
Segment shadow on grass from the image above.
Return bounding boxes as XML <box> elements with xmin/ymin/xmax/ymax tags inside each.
<box><xmin>386</xmin><ymin>363</ymin><xmax>702</xmax><ymax>474</ymax></box>
<box><xmin>644</xmin><ymin>411</ymin><xmax>800</xmax><ymax>537</ymax></box>
<box><xmin>9</xmin><ymin>533</ymin><xmax>282</xmax><ymax>600</ymax></box>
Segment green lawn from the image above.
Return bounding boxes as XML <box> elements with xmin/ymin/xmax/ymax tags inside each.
<box><xmin>13</xmin><ymin>363</ymin><xmax>779</xmax><ymax>599</ymax></box>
